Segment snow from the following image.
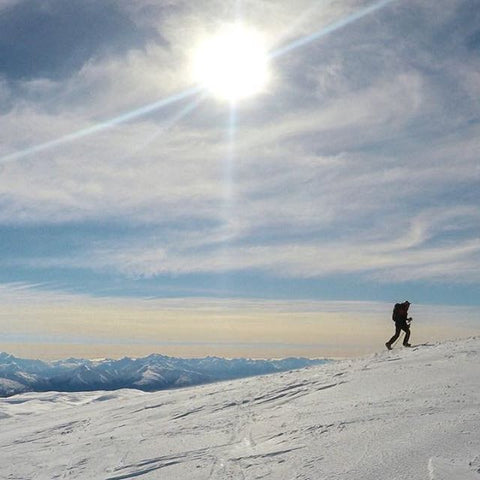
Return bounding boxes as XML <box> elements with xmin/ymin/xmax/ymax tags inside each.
<box><xmin>0</xmin><ymin>353</ymin><xmax>326</xmax><ymax>396</ymax></box>
<box><xmin>1</xmin><ymin>337</ymin><xmax>479</xmax><ymax>479</ymax></box>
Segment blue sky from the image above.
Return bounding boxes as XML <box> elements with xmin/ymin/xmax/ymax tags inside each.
<box><xmin>0</xmin><ymin>0</ymin><xmax>479</xmax><ymax>358</ymax></box>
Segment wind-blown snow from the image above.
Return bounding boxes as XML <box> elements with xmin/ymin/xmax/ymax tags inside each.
<box><xmin>1</xmin><ymin>338</ymin><xmax>479</xmax><ymax>479</ymax></box>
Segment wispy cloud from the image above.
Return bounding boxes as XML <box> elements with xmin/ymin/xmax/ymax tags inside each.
<box><xmin>0</xmin><ymin>0</ymin><xmax>479</xmax><ymax>304</ymax></box>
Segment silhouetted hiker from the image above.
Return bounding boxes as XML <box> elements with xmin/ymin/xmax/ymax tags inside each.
<box><xmin>385</xmin><ymin>301</ymin><xmax>412</xmax><ymax>350</ymax></box>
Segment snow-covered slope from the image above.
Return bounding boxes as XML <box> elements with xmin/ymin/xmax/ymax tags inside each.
<box><xmin>1</xmin><ymin>338</ymin><xmax>479</xmax><ymax>480</ymax></box>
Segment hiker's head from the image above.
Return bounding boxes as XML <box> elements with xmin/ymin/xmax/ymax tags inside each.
<box><xmin>403</xmin><ymin>301</ymin><xmax>411</xmax><ymax>310</ymax></box>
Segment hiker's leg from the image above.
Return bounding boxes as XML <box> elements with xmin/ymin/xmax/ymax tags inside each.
<box><xmin>387</xmin><ymin>325</ymin><xmax>402</xmax><ymax>346</ymax></box>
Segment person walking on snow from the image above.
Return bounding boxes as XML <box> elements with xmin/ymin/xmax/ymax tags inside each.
<box><xmin>386</xmin><ymin>301</ymin><xmax>412</xmax><ymax>350</ymax></box>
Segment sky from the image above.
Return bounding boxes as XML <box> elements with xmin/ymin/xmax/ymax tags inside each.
<box><xmin>0</xmin><ymin>0</ymin><xmax>479</xmax><ymax>359</ymax></box>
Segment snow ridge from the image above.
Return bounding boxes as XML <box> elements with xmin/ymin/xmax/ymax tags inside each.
<box><xmin>1</xmin><ymin>337</ymin><xmax>479</xmax><ymax>479</ymax></box>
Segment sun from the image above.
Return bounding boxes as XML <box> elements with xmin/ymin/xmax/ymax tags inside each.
<box><xmin>193</xmin><ymin>24</ymin><xmax>270</xmax><ymax>102</ymax></box>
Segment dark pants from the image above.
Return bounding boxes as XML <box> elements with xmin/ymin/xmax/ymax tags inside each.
<box><xmin>387</xmin><ymin>322</ymin><xmax>410</xmax><ymax>346</ymax></box>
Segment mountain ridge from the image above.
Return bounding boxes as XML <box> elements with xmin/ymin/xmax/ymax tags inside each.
<box><xmin>0</xmin><ymin>351</ymin><xmax>328</xmax><ymax>397</ymax></box>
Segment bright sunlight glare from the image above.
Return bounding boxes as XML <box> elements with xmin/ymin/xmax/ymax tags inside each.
<box><xmin>193</xmin><ymin>24</ymin><xmax>269</xmax><ymax>102</ymax></box>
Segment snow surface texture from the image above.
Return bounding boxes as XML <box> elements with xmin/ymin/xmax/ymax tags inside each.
<box><xmin>1</xmin><ymin>337</ymin><xmax>479</xmax><ymax>480</ymax></box>
<box><xmin>0</xmin><ymin>353</ymin><xmax>326</xmax><ymax>397</ymax></box>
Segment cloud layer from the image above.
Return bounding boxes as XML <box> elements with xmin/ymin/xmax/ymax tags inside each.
<box><xmin>0</xmin><ymin>0</ymin><xmax>479</xmax><ymax>305</ymax></box>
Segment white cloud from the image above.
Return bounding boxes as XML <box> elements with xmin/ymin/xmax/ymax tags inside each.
<box><xmin>0</xmin><ymin>281</ymin><xmax>477</xmax><ymax>326</ymax></box>
<box><xmin>18</xmin><ymin>204</ymin><xmax>476</xmax><ymax>286</ymax></box>
<box><xmin>0</xmin><ymin>0</ymin><xmax>479</xmax><ymax>288</ymax></box>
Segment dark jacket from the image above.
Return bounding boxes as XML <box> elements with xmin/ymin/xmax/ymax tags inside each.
<box><xmin>392</xmin><ymin>303</ymin><xmax>409</xmax><ymax>324</ymax></box>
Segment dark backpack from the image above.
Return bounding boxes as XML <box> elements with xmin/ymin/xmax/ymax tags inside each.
<box><xmin>392</xmin><ymin>303</ymin><xmax>403</xmax><ymax>322</ymax></box>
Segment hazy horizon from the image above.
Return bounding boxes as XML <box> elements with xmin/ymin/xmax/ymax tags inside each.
<box><xmin>1</xmin><ymin>289</ymin><xmax>478</xmax><ymax>360</ymax></box>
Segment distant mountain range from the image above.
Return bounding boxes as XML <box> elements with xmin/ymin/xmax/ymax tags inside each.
<box><xmin>0</xmin><ymin>352</ymin><xmax>328</xmax><ymax>397</ymax></box>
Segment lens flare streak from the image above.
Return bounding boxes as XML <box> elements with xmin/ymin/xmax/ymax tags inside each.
<box><xmin>1</xmin><ymin>0</ymin><xmax>397</xmax><ymax>167</ymax></box>
<box><xmin>0</xmin><ymin>86</ymin><xmax>201</xmax><ymax>165</ymax></box>
<box><xmin>131</xmin><ymin>94</ymin><xmax>207</xmax><ymax>154</ymax></box>
<box><xmin>270</xmin><ymin>0</ymin><xmax>396</xmax><ymax>59</ymax></box>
